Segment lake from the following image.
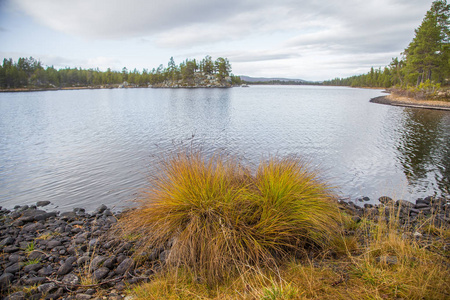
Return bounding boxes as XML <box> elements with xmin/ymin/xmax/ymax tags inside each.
<box><xmin>0</xmin><ymin>86</ymin><xmax>449</xmax><ymax>212</ymax></box>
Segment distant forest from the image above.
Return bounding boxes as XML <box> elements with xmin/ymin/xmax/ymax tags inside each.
<box><xmin>0</xmin><ymin>55</ymin><xmax>242</xmax><ymax>89</ymax></box>
<box><xmin>324</xmin><ymin>0</ymin><xmax>449</xmax><ymax>90</ymax></box>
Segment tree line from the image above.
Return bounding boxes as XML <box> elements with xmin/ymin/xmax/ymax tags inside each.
<box><xmin>0</xmin><ymin>55</ymin><xmax>242</xmax><ymax>89</ymax></box>
<box><xmin>323</xmin><ymin>0</ymin><xmax>449</xmax><ymax>90</ymax></box>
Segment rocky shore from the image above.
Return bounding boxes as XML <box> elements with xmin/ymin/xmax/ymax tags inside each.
<box><xmin>0</xmin><ymin>203</ymin><xmax>161</xmax><ymax>300</ymax></box>
<box><xmin>1</xmin><ymin>195</ymin><xmax>449</xmax><ymax>299</ymax></box>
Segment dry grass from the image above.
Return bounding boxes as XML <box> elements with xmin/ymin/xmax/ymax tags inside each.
<box><xmin>117</xmin><ymin>150</ymin><xmax>340</xmax><ymax>284</ymax></box>
<box><xmin>387</xmin><ymin>94</ymin><xmax>450</xmax><ymax>108</ymax></box>
<box><xmin>129</xmin><ymin>199</ymin><xmax>450</xmax><ymax>299</ymax></box>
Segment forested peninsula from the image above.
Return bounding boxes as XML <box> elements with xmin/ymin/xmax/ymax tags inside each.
<box><xmin>324</xmin><ymin>0</ymin><xmax>450</xmax><ymax>101</ymax></box>
<box><xmin>0</xmin><ymin>55</ymin><xmax>243</xmax><ymax>91</ymax></box>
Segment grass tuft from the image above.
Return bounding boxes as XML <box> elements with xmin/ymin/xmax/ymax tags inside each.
<box><xmin>118</xmin><ymin>151</ymin><xmax>340</xmax><ymax>284</ymax></box>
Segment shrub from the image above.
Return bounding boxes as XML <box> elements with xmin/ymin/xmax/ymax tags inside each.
<box><xmin>118</xmin><ymin>151</ymin><xmax>340</xmax><ymax>283</ymax></box>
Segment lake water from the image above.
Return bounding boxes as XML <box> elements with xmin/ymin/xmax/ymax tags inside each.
<box><xmin>0</xmin><ymin>86</ymin><xmax>449</xmax><ymax>212</ymax></box>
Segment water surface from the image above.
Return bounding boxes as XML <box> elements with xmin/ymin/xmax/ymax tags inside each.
<box><xmin>0</xmin><ymin>86</ymin><xmax>448</xmax><ymax>211</ymax></box>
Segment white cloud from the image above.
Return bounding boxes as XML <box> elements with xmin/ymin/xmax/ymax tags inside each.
<box><xmin>4</xmin><ymin>0</ymin><xmax>433</xmax><ymax>79</ymax></box>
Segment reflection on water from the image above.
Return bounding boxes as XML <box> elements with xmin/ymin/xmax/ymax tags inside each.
<box><xmin>396</xmin><ymin>109</ymin><xmax>450</xmax><ymax>195</ymax></box>
<box><xmin>0</xmin><ymin>86</ymin><xmax>448</xmax><ymax>211</ymax></box>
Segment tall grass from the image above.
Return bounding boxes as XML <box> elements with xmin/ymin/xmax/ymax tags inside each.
<box><xmin>118</xmin><ymin>151</ymin><xmax>340</xmax><ymax>283</ymax></box>
<box><xmin>130</xmin><ymin>199</ymin><xmax>450</xmax><ymax>300</ymax></box>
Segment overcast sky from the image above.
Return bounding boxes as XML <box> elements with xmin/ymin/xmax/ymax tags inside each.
<box><xmin>0</xmin><ymin>0</ymin><xmax>432</xmax><ymax>81</ymax></box>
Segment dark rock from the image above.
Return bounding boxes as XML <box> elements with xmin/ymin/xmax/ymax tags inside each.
<box><xmin>34</xmin><ymin>212</ymin><xmax>57</xmax><ymax>221</ymax></box>
<box><xmin>149</xmin><ymin>247</ymin><xmax>163</xmax><ymax>261</ymax></box>
<box><xmin>103</xmin><ymin>209</ymin><xmax>113</xmax><ymax>217</ymax></box>
<box><xmin>70</xmin><ymin>220</ymin><xmax>85</xmax><ymax>226</ymax></box>
<box><xmin>85</xmin><ymin>288</ymin><xmax>96</xmax><ymax>295</ymax></box>
<box><xmin>36</xmin><ymin>201</ymin><xmax>51</xmax><ymax>207</ymax></box>
<box><xmin>5</xmin><ymin>262</ymin><xmax>21</xmax><ymax>274</ymax></box>
<box><xmin>22</xmin><ymin>222</ymin><xmax>45</xmax><ymax>233</ymax></box>
<box><xmin>73</xmin><ymin>237</ymin><xmax>86</xmax><ymax>244</ymax></box>
<box><xmin>27</xmin><ymin>293</ymin><xmax>43</xmax><ymax>300</ymax></box>
<box><xmin>94</xmin><ymin>204</ymin><xmax>107</xmax><ymax>215</ymax></box>
<box><xmin>0</xmin><ymin>236</ymin><xmax>15</xmax><ymax>246</ymax></box>
<box><xmin>362</xmin><ymin>197</ymin><xmax>370</xmax><ymax>201</ymax></box>
<box><xmin>363</xmin><ymin>203</ymin><xmax>373</xmax><ymax>209</ymax></box>
<box><xmin>115</xmin><ymin>242</ymin><xmax>132</xmax><ymax>255</ymax></box>
<box><xmin>8</xmin><ymin>254</ymin><xmax>25</xmax><ymax>263</ymax></box>
<box><xmin>77</xmin><ymin>256</ymin><xmax>90</xmax><ymax>266</ymax></box>
<box><xmin>19</xmin><ymin>208</ymin><xmax>46</xmax><ymax>219</ymax></box>
<box><xmin>423</xmin><ymin>196</ymin><xmax>436</xmax><ymax>204</ymax></box>
<box><xmin>102</xmin><ymin>256</ymin><xmax>116</xmax><ymax>269</ymax></box>
<box><xmin>415</xmin><ymin>203</ymin><xmax>430</xmax><ymax>209</ymax></box>
<box><xmin>106</xmin><ymin>216</ymin><xmax>117</xmax><ymax>223</ymax></box>
<box><xmin>90</xmin><ymin>255</ymin><xmax>106</xmax><ymax>270</ymax></box>
<box><xmin>3</xmin><ymin>245</ymin><xmax>20</xmax><ymax>253</ymax></box>
<box><xmin>108</xmin><ymin>294</ymin><xmax>123</xmax><ymax>300</ymax></box>
<box><xmin>38</xmin><ymin>265</ymin><xmax>53</xmax><ymax>276</ymax></box>
<box><xmin>159</xmin><ymin>250</ymin><xmax>170</xmax><ymax>262</ymax></box>
<box><xmin>0</xmin><ymin>272</ymin><xmax>14</xmax><ymax>289</ymax></box>
<box><xmin>115</xmin><ymin>258</ymin><xmax>134</xmax><ymax>275</ymax></box>
<box><xmin>23</xmin><ymin>263</ymin><xmax>42</xmax><ymax>273</ymax></box>
<box><xmin>71</xmin><ymin>227</ymin><xmax>83</xmax><ymax>233</ymax></box>
<box><xmin>46</xmin><ymin>240</ymin><xmax>62</xmax><ymax>248</ymax></box>
<box><xmin>23</xmin><ymin>276</ymin><xmax>47</xmax><ymax>285</ymax></box>
<box><xmin>396</xmin><ymin>200</ymin><xmax>414</xmax><ymax>208</ymax></box>
<box><xmin>73</xmin><ymin>207</ymin><xmax>85</xmax><ymax>214</ymax></box>
<box><xmin>76</xmin><ymin>294</ymin><xmax>92</xmax><ymax>300</ymax></box>
<box><xmin>416</xmin><ymin>198</ymin><xmax>430</xmax><ymax>205</ymax></box>
<box><xmin>418</xmin><ymin>207</ymin><xmax>431</xmax><ymax>213</ymax></box>
<box><xmin>60</xmin><ymin>212</ymin><xmax>77</xmax><ymax>221</ymax></box>
<box><xmin>93</xmin><ymin>267</ymin><xmax>109</xmax><ymax>281</ymax></box>
<box><xmin>379</xmin><ymin>196</ymin><xmax>393</xmax><ymax>205</ymax></box>
<box><xmin>115</xmin><ymin>281</ymin><xmax>127</xmax><ymax>291</ymax></box>
<box><xmin>38</xmin><ymin>282</ymin><xmax>57</xmax><ymax>294</ymax></box>
<box><xmin>57</xmin><ymin>263</ymin><xmax>73</xmax><ymax>276</ymax></box>
<box><xmin>4</xmin><ymin>291</ymin><xmax>25</xmax><ymax>300</ymax></box>
<box><xmin>17</xmin><ymin>205</ymin><xmax>29</xmax><ymax>212</ymax></box>
<box><xmin>410</xmin><ymin>208</ymin><xmax>420</xmax><ymax>215</ymax></box>
<box><xmin>62</xmin><ymin>273</ymin><xmax>80</xmax><ymax>285</ymax></box>
<box><xmin>88</xmin><ymin>238</ymin><xmax>98</xmax><ymax>248</ymax></box>
<box><xmin>57</xmin><ymin>257</ymin><xmax>76</xmax><ymax>276</ymax></box>
<box><xmin>46</xmin><ymin>287</ymin><xmax>64</xmax><ymax>299</ymax></box>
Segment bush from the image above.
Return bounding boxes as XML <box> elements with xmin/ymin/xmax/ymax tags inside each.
<box><xmin>118</xmin><ymin>151</ymin><xmax>340</xmax><ymax>283</ymax></box>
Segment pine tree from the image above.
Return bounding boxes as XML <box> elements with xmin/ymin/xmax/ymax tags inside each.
<box><xmin>404</xmin><ymin>0</ymin><xmax>449</xmax><ymax>85</ymax></box>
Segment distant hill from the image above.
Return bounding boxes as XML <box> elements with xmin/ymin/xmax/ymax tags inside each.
<box><xmin>239</xmin><ymin>76</ymin><xmax>309</xmax><ymax>83</ymax></box>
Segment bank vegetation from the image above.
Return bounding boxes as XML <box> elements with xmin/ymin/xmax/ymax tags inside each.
<box><xmin>324</xmin><ymin>0</ymin><xmax>450</xmax><ymax>101</ymax></box>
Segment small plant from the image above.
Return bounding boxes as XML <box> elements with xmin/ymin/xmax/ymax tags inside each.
<box><xmin>25</xmin><ymin>241</ymin><xmax>35</xmax><ymax>253</ymax></box>
<box><xmin>23</xmin><ymin>258</ymin><xmax>40</xmax><ymax>266</ymax></box>
<box><xmin>262</xmin><ymin>282</ymin><xmax>298</xmax><ymax>300</ymax></box>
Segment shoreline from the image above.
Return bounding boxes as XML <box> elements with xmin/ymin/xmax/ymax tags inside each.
<box><xmin>0</xmin><ymin>85</ymin><xmax>236</xmax><ymax>93</ymax></box>
<box><xmin>370</xmin><ymin>94</ymin><xmax>450</xmax><ymax>111</ymax></box>
<box><xmin>1</xmin><ymin>195</ymin><xmax>448</xmax><ymax>299</ymax></box>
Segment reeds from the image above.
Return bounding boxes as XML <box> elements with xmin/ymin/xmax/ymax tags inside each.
<box><xmin>118</xmin><ymin>150</ymin><xmax>340</xmax><ymax>283</ymax></box>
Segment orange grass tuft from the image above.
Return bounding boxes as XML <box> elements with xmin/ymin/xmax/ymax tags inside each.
<box><xmin>118</xmin><ymin>151</ymin><xmax>340</xmax><ymax>283</ymax></box>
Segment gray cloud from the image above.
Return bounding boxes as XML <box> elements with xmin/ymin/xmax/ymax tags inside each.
<box><xmin>5</xmin><ymin>0</ymin><xmax>432</xmax><ymax>79</ymax></box>
<box><xmin>10</xmin><ymin>0</ymin><xmax>256</xmax><ymax>39</ymax></box>
<box><xmin>226</xmin><ymin>51</ymin><xmax>300</xmax><ymax>63</ymax></box>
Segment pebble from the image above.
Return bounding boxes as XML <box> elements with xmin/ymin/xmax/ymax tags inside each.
<box><xmin>36</xmin><ymin>201</ymin><xmax>51</xmax><ymax>207</ymax></box>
